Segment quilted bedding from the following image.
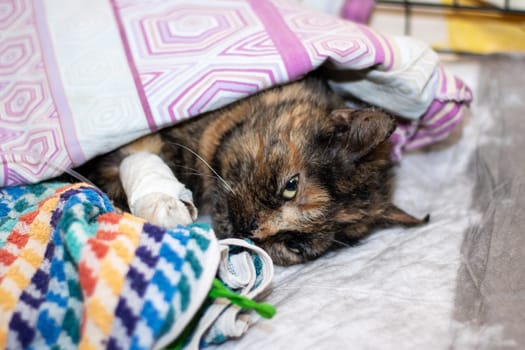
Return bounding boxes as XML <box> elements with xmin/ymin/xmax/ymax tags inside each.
<box><xmin>0</xmin><ymin>0</ymin><xmax>471</xmax><ymax>186</ymax></box>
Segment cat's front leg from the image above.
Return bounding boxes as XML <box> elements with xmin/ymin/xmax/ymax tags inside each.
<box><xmin>119</xmin><ymin>151</ymin><xmax>198</xmax><ymax>227</ymax></box>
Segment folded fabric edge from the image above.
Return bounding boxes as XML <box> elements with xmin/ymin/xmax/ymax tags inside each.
<box><xmin>181</xmin><ymin>239</ymin><xmax>276</xmax><ymax>348</ymax></box>
<box><xmin>390</xmin><ymin>63</ymin><xmax>473</xmax><ymax>159</ymax></box>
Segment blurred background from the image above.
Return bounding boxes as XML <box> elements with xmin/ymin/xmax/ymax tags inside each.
<box><xmin>299</xmin><ymin>0</ymin><xmax>525</xmax><ymax>55</ymax></box>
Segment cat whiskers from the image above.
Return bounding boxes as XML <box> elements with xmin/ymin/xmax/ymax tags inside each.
<box><xmin>168</xmin><ymin>142</ymin><xmax>234</xmax><ymax>193</ymax></box>
<box><xmin>329</xmin><ymin>238</ymin><xmax>353</xmax><ymax>248</ymax></box>
<box><xmin>5</xmin><ymin>150</ymin><xmax>100</xmax><ymax>189</ymax></box>
<box><xmin>173</xmin><ymin>164</ymin><xmax>220</xmax><ymax>179</ymax></box>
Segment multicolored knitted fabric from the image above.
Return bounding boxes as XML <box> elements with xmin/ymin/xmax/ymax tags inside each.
<box><xmin>0</xmin><ymin>182</ymin><xmax>222</xmax><ymax>349</ymax></box>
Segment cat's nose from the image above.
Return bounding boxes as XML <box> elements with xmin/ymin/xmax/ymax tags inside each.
<box><xmin>249</xmin><ymin>219</ymin><xmax>259</xmax><ymax>232</ymax></box>
<box><xmin>239</xmin><ymin>219</ymin><xmax>258</xmax><ymax>237</ymax></box>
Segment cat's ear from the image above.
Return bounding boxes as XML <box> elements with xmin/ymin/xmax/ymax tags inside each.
<box><xmin>335</xmin><ymin>205</ymin><xmax>429</xmax><ymax>228</ymax></box>
<box><xmin>324</xmin><ymin>108</ymin><xmax>396</xmax><ymax>160</ymax></box>
<box><xmin>380</xmin><ymin>203</ymin><xmax>430</xmax><ymax>227</ymax></box>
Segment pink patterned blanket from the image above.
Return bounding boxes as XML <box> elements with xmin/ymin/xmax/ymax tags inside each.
<box><xmin>0</xmin><ymin>0</ymin><xmax>472</xmax><ymax>186</ymax></box>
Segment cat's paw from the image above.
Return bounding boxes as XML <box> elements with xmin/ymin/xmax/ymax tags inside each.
<box><xmin>119</xmin><ymin>151</ymin><xmax>198</xmax><ymax>228</ymax></box>
<box><xmin>131</xmin><ymin>192</ymin><xmax>197</xmax><ymax>227</ymax></box>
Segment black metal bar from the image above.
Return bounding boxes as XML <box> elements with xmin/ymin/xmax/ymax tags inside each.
<box><xmin>376</xmin><ymin>0</ymin><xmax>525</xmax><ymax>15</ymax></box>
<box><xmin>434</xmin><ymin>47</ymin><xmax>489</xmax><ymax>56</ymax></box>
<box><xmin>404</xmin><ymin>0</ymin><xmax>412</xmax><ymax>35</ymax></box>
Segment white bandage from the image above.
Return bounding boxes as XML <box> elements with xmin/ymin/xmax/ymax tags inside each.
<box><xmin>119</xmin><ymin>152</ymin><xmax>198</xmax><ymax>227</ymax></box>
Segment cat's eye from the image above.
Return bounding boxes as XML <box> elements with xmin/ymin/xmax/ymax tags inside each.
<box><xmin>285</xmin><ymin>240</ymin><xmax>302</xmax><ymax>255</ymax></box>
<box><xmin>282</xmin><ymin>174</ymin><xmax>299</xmax><ymax>200</ymax></box>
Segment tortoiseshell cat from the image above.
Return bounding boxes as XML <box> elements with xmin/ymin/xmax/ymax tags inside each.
<box><xmin>81</xmin><ymin>76</ymin><xmax>427</xmax><ymax>265</ymax></box>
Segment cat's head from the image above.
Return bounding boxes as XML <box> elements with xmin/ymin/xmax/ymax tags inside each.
<box><xmin>206</xmin><ymin>80</ymin><xmax>427</xmax><ymax>265</ymax></box>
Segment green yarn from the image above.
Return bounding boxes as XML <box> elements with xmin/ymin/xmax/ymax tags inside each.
<box><xmin>209</xmin><ymin>278</ymin><xmax>276</xmax><ymax>319</ymax></box>
<box><xmin>167</xmin><ymin>278</ymin><xmax>276</xmax><ymax>349</ymax></box>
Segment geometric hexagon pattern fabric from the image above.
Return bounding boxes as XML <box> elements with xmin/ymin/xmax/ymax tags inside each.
<box><xmin>0</xmin><ymin>0</ymin><xmax>472</xmax><ymax>186</ymax></box>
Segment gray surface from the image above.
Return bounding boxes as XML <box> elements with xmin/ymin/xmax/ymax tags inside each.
<box><xmin>454</xmin><ymin>55</ymin><xmax>525</xmax><ymax>348</ymax></box>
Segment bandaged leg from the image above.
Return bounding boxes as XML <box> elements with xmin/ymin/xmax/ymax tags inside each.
<box><xmin>119</xmin><ymin>152</ymin><xmax>198</xmax><ymax>227</ymax></box>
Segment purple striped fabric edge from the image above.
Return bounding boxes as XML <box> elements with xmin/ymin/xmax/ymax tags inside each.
<box><xmin>248</xmin><ymin>0</ymin><xmax>313</xmax><ymax>80</ymax></box>
<box><xmin>109</xmin><ymin>0</ymin><xmax>158</xmax><ymax>132</ymax></box>
<box><xmin>33</xmin><ymin>0</ymin><xmax>86</xmax><ymax>166</ymax></box>
<box><xmin>341</xmin><ymin>0</ymin><xmax>375</xmax><ymax>24</ymax></box>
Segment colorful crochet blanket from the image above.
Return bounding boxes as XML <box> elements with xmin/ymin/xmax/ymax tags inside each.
<box><xmin>0</xmin><ymin>0</ymin><xmax>472</xmax><ymax>186</ymax></box>
<box><xmin>0</xmin><ymin>182</ymin><xmax>274</xmax><ymax>349</ymax></box>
